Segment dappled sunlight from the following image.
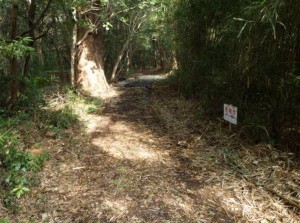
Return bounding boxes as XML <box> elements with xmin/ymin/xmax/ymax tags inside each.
<box><xmin>101</xmin><ymin>198</ymin><xmax>129</xmax><ymax>217</ymax></box>
<box><xmin>86</xmin><ymin>115</ymin><xmax>112</xmax><ymax>134</ymax></box>
<box><xmin>7</xmin><ymin>77</ymin><xmax>299</xmax><ymax>222</ymax></box>
<box><xmin>84</xmin><ymin>88</ymin><xmax>172</xmax><ymax>163</ymax></box>
<box><xmin>88</xmin><ymin>114</ymin><xmax>170</xmax><ymax>162</ymax></box>
<box><xmin>161</xmin><ymin>194</ymin><xmax>194</xmax><ymax>217</ymax></box>
<box><xmin>102</xmin><ymin>141</ymin><xmax>163</xmax><ymax>161</ymax></box>
<box><xmin>195</xmin><ymin>180</ymin><xmax>296</xmax><ymax>222</ymax></box>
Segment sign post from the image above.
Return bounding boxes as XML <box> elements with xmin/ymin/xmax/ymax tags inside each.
<box><xmin>223</xmin><ymin>104</ymin><xmax>238</xmax><ymax>131</ymax></box>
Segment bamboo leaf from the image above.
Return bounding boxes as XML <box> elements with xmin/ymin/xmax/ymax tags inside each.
<box><xmin>238</xmin><ymin>22</ymin><xmax>248</xmax><ymax>38</ymax></box>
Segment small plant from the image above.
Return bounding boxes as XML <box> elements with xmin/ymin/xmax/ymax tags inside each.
<box><xmin>47</xmin><ymin>107</ymin><xmax>79</xmax><ymax>129</ymax></box>
<box><xmin>11</xmin><ymin>184</ymin><xmax>30</xmax><ymax>199</ymax></box>
<box><xmin>0</xmin><ymin>129</ymin><xmax>49</xmax><ymax>208</ymax></box>
<box><xmin>86</xmin><ymin>98</ymin><xmax>103</xmax><ymax>114</ymax></box>
<box><xmin>0</xmin><ymin>218</ymin><xmax>9</xmax><ymax>223</ymax></box>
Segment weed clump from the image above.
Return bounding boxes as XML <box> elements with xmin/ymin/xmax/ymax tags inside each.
<box><xmin>0</xmin><ymin>126</ymin><xmax>49</xmax><ymax>208</ymax></box>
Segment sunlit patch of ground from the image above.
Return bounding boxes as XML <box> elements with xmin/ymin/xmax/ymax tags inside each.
<box><xmin>2</xmin><ymin>73</ymin><xmax>300</xmax><ymax>222</ymax></box>
<box><xmin>87</xmin><ymin>115</ymin><xmax>169</xmax><ymax>162</ymax></box>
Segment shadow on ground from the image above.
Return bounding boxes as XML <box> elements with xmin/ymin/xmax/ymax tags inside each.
<box><xmin>2</xmin><ymin>75</ymin><xmax>300</xmax><ymax>223</ymax></box>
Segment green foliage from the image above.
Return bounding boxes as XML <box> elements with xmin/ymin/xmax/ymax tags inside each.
<box><xmin>0</xmin><ymin>124</ymin><xmax>49</xmax><ymax>207</ymax></box>
<box><xmin>0</xmin><ymin>218</ymin><xmax>9</xmax><ymax>223</ymax></box>
<box><xmin>46</xmin><ymin>107</ymin><xmax>79</xmax><ymax>129</ymax></box>
<box><xmin>67</xmin><ymin>89</ymin><xmax>103</xmax><ymax>115</ymax></box>
<box><xmin>103</xmin><ymin>0</ymin><xmax>170</xmax><ymax>76</ymax></box>
<box><xmin>0</xmin><ymin>73</ymin><xmax>52</xmax><ymax>110</ymax></box>
<box><xmin>0</xmin><ymin>85</ymin><xmax>98</xmax><ymax>208</ymax></box>
<box><xmin>86</xmin><ymin>98</ymin><xmax>103</xmax><ymax>114</ymax></box>
<box><xmin>42</xmin><ymin>87</ymin><xmax>102</xmax><ymax>129</ymax></box>
<box><xmin>0</xmin><ymin>37</ymin><xmax>34</xmax><ymax>60</ymax></box>
<box><xmin>18</xmin><ymin>77</ymin><xmax>48</xmax><ymax>109</ymax></box>
<box><xmin>0</xmin><ymin>77</ymin><xmax>11</xmax><ymax>108</ymax></box>
<box><xmin>0</xmin><ymin>37</ymin><xmax>35</xmax><ymax>107</ymax></box>
<box><xmin>171</xmin><ymin>0</ymin><xmax>300</xmax><ymax>148</ymax></box>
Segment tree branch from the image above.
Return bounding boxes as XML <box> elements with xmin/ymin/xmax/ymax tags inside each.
<box><xmin>76</xmin><ymin>30</ymin><xmax>93</xmax><ymax>47</ymax></box>
<box><xmin>108</xmin><ymin>5</ymin><xmax>139</xmax><ymax>20</ymax></box>
<box><xmin>21</xmin><ymin>0</ymin><xmax>53</xmax><ymax>37</ymax></box>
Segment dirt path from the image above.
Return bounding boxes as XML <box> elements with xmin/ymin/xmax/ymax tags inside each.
<box><xmin>2</xmin><ymin>72</ymin><xmax>300</xmax><ymax>222</ymax></box>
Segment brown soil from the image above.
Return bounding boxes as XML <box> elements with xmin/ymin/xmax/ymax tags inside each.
<box><xmin>1</xmin><ymin>77</ymin><xmax>300</xmax><ymax>223</ymax></box>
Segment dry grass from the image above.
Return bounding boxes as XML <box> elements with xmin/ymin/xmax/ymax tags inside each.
<box><xmin>1</xmin><ymin>83</ymin><xmax>299</xmax><ymax>223</ymax></box>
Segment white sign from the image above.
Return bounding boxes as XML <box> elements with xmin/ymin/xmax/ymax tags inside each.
<box><xmin>224</xmin><ymin>104</ymin><xmax>238</xmax><ymax>125</ymax></box>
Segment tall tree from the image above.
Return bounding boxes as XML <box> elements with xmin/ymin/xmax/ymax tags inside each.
<box><xmin>110</xmin><ymin>8</ymin><xmax>149</xmax><ymax>81</ymax></box>
<box><xmin>8</xmin><ymin>2</ymin><xmax>19</xmax><ymax>109</ymax></box>
<box><xmin>22</xmin><ymin>0</ymin><xmax>53</xmax><ymax>87</ymax></box>
<box><xmin>71</xmin><ymin>0</ymin><xmax>110</xmax><ymax>96</ymax></box>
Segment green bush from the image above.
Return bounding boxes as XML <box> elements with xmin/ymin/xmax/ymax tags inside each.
<box><xmin>47</xmin><ymin>107</ymin><xmax>79</xmax><ymax>129</ymax></box>
<box><xmin>0</xmin><ymin>218</ymin><xmax>9</xmax><ymax>223</ymax></box>
<box><xmin>0</xmin><ymin>128</ymin><xmax>48</xmax><ymax>208</ymax></box>
<box><xmin>86</xmin><ymin>98</ymin><xmax>103</xmax><ymax>114</ymax></box>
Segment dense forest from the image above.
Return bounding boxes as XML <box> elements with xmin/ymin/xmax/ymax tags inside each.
<box><xmin>1</xmin><ymin>0</ymin><xmax>299</xmax><ymax>147</ymax></box>
<box><xmin>0</xmin><ymin>0</ymin><xmax>300</xmax><ymax>222</ymax></box>
<box><xmin>173</xmin><ymin>0</ymin><xmax>300</xmax><ymax>150</ymax></box>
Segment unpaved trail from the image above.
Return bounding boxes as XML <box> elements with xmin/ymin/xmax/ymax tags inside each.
<box><xmin>2</xmin><ymin>72</ymin><xmax>300</xmax><ymax>222</ymax></box>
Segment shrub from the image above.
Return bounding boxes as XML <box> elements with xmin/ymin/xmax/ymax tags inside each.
<box><xmin>0</xmin><ymin>127</ymin><xmax>48</xmax><ymax>208</ymax></box>
<box><xmin>46</xmin><ymin>107</ymin><xmax>79</xmax><ymax>129</ymax></box>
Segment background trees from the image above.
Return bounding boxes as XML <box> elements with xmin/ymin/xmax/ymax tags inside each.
<box><xmin>0</xmin><ymin>0</ymin><xmax>166</xmax><ymax>101</ymax></box>
<box><xmin>0</xmin><ymin>0</ymin><xmax>54</xmax><ymax>108</ymax></box>
<box><xmin>171</xmin><ymin>0</ymin><xmax>300</xmax><ymax>150</ymax></box>
<box><xmin>0</xmin><ymin>0</ymin><xmax>299</xmax><ymax>151</ymax></box>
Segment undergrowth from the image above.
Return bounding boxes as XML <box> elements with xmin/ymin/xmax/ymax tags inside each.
<box><xmin>0</xmin><ymin>86</ymin><xmax>103</xmax><ymax>211</ymax></box>
<box><xmin>0</xmin><ymin>218</ymin><xmax>9</xmax><ymax>223</ymax></box>
<box><xmin>0</xmin><ymin>121</ymin><xmax>49</xmax><ymax>209</ymax></box>
<box><xmin>0</xmin><ymin>77</ymin><xmax>49</xmax><ymax>209</ymax></box>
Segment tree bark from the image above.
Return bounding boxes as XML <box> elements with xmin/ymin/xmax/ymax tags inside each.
<box><xmin>8</xmin><ymin>3</ymin><xmax>19</xmax><ymax>109</ymax></box>
<box><xmin>110</xmin><ymin>35</ymin><xmax>131</xmax><ymax>81</ymax></box>
<box><xmin>295</xmin><ymin>30</ymin><xmax>300</xmax><ymax>75</ymax></box>
<box><xmin>71</xmin><ymin>12</ymin><xmax>78</xmax><ymax>86</ymax></box>
<box><xmin>35</xmin><ymin>30</ymin><xmax>44</xmax><ymax>65</ymax></box>
<box><xmin>21</xmin><ymin>0</ymin><xmax>37</xmax><ymax>93</ymax></box>
<box><xmin>76</xmin><ymin>32</ymin><xmax>110</xmax><ymax>95</ymax></box>
<box><xmin>125</xmin><ymin>48</ymin><xmax>131</xmax><ymax>73</ymax></box>
<box><xmin>75</xmin><ymin>3</ymin><xmax>110</xmax><ymax>95</ymax></box>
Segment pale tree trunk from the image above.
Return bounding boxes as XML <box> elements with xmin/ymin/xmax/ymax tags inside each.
<box><xmin>110</xmin><ymin>36</ymin><xmax>131</xmax><ymax>81</ymax></box>
<box><xmin>125</xmin><ymin>48</ymin><xmax>131</xmax><ymax>72</ymax></box>
<box><xmin>74</xmin><ymin>3</ymin><xmax>110</xmax><ymax>95</ymax></box>
<box><xmin>76</xmin><ymin>32</ymin><xmax>110</xmax><ymax>95</ymax></box>
<box><xmin>71</xmin><ymin>12</ymin><xmax>77</xmax><ymax>86</ymax></box>
<box><xmin>110</xmin><ymin>12</ymin><xmax>147</xmax><ymax>80</ymax></box>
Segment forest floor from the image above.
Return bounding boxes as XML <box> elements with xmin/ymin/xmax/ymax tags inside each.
<box><xmin>1</xmin><ymin>71</ymin><xmax>300</xmax><ymax>223</ymax></box>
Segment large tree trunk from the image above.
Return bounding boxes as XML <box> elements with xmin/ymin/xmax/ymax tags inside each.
<box><xmin>76</xmin><ymin>33</ymin><xmax>109</xmax><ymax>95</ymax></box>
<box><xmin>74</xmin><ymin>4</ymin><xmax>110</xmax><ymax>96</ymax></box>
